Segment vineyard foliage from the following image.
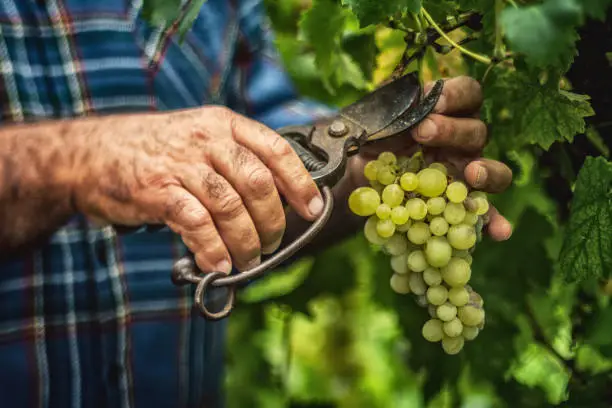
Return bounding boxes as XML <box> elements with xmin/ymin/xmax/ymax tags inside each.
<box><xmin>143</xmin><ymin>0</ymin><xmax>612</xmax><ymax>406</ymax></box>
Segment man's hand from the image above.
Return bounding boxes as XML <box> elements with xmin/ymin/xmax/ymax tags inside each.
<box><xmin>347</xmin><ymin>76</ymin><xmax>513</xmax><ymax>241</ymax></box>
<box><xmin>72</xmin><ymin>107</ymin><xmax>323</xmax><ymax>273</ymax></box>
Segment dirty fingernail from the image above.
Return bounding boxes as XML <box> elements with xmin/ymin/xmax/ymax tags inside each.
<box><xmin>245</xmin><ymin>256</ymin><xmax>261</xmax><ymax>270</ymax></box>
<box><xmin>262</xmin><ymin>235</ymin><xmax>284</xmax><ymax>255</ymax></box>
<box><xmin>215</xmin><ymin>260</ymin><xmax>233</xmax><ymax>274</ymax></box>
<box><xmin>473</xmin><ymin>165</ymin><xmax>488</xmax><ymax>188</ymax></box>
<box><xmin>308</xmin><ymin>195</ymin><xmax>324</xmax><ymax>217</ymax></box>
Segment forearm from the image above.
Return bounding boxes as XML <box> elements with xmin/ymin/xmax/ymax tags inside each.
<box><xmin>0</xmin><ymin>120</ymin><xmax>84</xmax><ymax>257</ymax></box>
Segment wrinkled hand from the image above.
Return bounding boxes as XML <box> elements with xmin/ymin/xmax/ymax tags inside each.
<box><xmin>73</xmin><ymin>107</ymin><xmax>323</xmax><ymax>273</ymax></box>
<box><xmin>347</xmin><ymin>76</ymin><xmax>513</xmax><ymax>241</ymax></box>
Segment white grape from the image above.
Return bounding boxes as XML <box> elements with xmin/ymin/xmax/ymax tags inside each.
<box><xmin>426</xmin><ymin>285</ymin><xmax>448</xmax><ymax>306</ymax></box>
<box><xmin>424</xmin><ymin>236</ymin><xmax>452</xmax><ymax>268</ymax></box>
<box><xmin>376</xmin><ymin>203</ymin><xmax>392</xmax><ymax>220</ymax></box>
<box><xmin>422</xmin><ymin>319</ymin><xmax>444</xmax><ymax>342</ymax></box>
<box><xmin>376</xmin><ymin>218</ymin><xmax>395</xmax><ymax>238</ymax></box>
<box><xmin>426</xmin><ymin>197</ymin><xmax>446</xmax><ymax>215</ymax></box>
<box><xmin>436</xmin><ymin>302</ymin><xmax>457</xmax><ymax>322</ymax></box>
<box><xmin>363</xmin><ymin>216</ymin><xmax>388</xmax><ymax>245</ymax></box>
<box><xmin>423</xmin><ymin>267</ymin><xmax>442</xmax><ymax>286</ymax></box>
<box><xmin>416</xmin><ymin>168</ymin><xmax>447</xmax><ymax>197</ymax></box>
<box><xmin>447</xmin><ymin>224</ymin><xmax>477</xmax><ymax>250</ymax></box>
<box><xmin>407</xmin><ymin>250</ymin><xmax>428</xmax><ymax>272</ymax></box>
<box><xmin>462</xmin><ymin>326</ymin><xmax>479</xmax><ymax>341</ymax></box>
<box><xmin>406</xmin><ymin>198</ymin><xmax>427</xmax><ymax>220</ymax></box>
<box><xmin>409</xmin><ymin>272</ymin><xmax>427</xmax><ymax>295</ymax></box>
<box><xmin>448</xmin><ymin>287</ymin><xmax>469</xmax><ymax>307</ymax></box>
<box><xmin>443</xmin><ymin>318</ymin><xmax>463</xmax><ymax>337</ymax></box>
<box><xmin>442</xmin><ymin>336</ymin><xmax>464</xmax><ymax>355</ymax></box>
<box><xmin>429</xmin><ymin>216</ymin><xmax>449</xmax><ymax>236</ymax></box>
<box><xmin>384</xmin><ymin>233</ymin><xmax>408</xmax><ymax>256</ymax></box>
<box><xmin>390</xmin><ymin>273</ymin><xmax>411</xmax><ymax>294</ymax></box>
<box><xmin>382</xmin><ymin>184</ymin><xmax>405</xmax><ymax>207</ymax></box>
<box><xmin>348</xmin><ymin>187</ymin><xmax>380</xmax><ymax>216</ymax></box>
<box><xmin>446</xmin><ymin>181</ymin><xmax>468</xmax><ymax>203</ymax></box>
<box><xmin>407</xmin><ymin>222</ymin><xmax>431</xmax><ymax>245</ymax></box>
<box><xmin>390</xmin><ymin>253</ymin><xmax>409</xmax><ymax>274</ymax></box>
<box><xmin>443</xmin><ymin>202</ymin><xmax>466</xmax><ymax>225</ymax></box>
<box><xmin>442</xmin><ymin>258</ymin><xmax>471</xmax><ymax>287</ymax></box>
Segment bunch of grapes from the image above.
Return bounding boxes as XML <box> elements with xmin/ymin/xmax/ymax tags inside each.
<box><xmin>348</xmin><ymin>150</ymin><xmax>488</xmax><ymax>355</ymax></box>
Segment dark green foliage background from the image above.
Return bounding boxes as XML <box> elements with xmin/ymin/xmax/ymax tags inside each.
<box><xmin>143</xmin><ymin>0</ymin><xmax>612</xmax><ymax>406</ymax></box>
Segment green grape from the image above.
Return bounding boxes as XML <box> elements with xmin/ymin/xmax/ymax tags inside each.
<box><xmin>369</xmin><ymin>179</ymin><xmax>385</xmax><ymax>194</ymax></box>
<box><xmin>442</xmin><ymin>258</ymin><xmax>471</xmax><ymax>287</ymax></box>
<box><xmin>448</xmin><ymin>287</ymin><xmax>469</xmax><ymax>307</ymax></box>
<box><xmin>443</xmin><ymin>318</ymin><xmax>463</xmax><ymax>337</ymax></box>
<box><xmin>377</xmin><ymin>166</ymin><xmax>396</xmax><ymax>185</ymax></box>
<box><xmin>382</xmin><ymin>183</ymin><xmax>405</xmax><ymax>207</ymax></box>
<box><xmin>429</xmin><ymin>162</ymin><xmax>448</xmax><ymax>175</ymax></box>
<box><xmin>453</xmin><ymin>249</ymin><xmax>470</xmax><ymax>258</ymax></box>
<box><xmin>426</xmin><ymin>285</ymin><xmax>448</xmax><ymax>306</ymax></box>
<box><xmin>364</xmin><ymin>160</ymin><xmax>382</xmax><ymax>181</ymax></box>
<box><xmin>464</xmin><ymin>254</ymin><xmax>473</xmax><ymax>265</ymax></box>
<box><xmin>424</xmin><ymin>236</ymin><xmax>452</xmax><ymax>268</ymax></box>
<box><xmin>399</xmin><ymin>172</ymin><xmax>419</xmax><ymax>192</ymax></box>
<box><xmin>384</xmin><ymin>233</ymin><xmax>408</xmax><ymax>256</ymax></box>
<box><xmin>416</xmin><ymin>168</ymin><xmax>448</xmax><ymax>197</ymax></box>
<box><xmin>363</xmin><ymin>216</ymin><xmax>388</xmax><ymax>245</ymax></box>
<box><xmin>429</xmin><ymin>216</ymin><xmax>449</xmax><ymax>236</ymax></box>
<box><xmin>391</xmin><ymin>206</ymin><xmax>410</xmax><ymax>225</ymax></box>
<box><xmin>390</xmin><ymin>273</ymin><xmax>411</xmax><ymax>294</ymax></box>
<box><xmin>447</xmin><ymin>224</ymin><xmax>477</xmax><ymax>250</ymax></box>
<box><xmin>463</xmin><ymin>211</ymin><xmax>479</xmax><ymax>225</ymax></box>
<box><xmin>376</xmin><ymin>218</ymin><xmax>396</xmax><ymax>238</ymax></box>
<box><xmin>395</xmin><ymin>219</ymin><xmax>412</xmax><ymax>232</ymax></box>
<box><xmin>422</xmin><ymin>319</ymin><xmax>444</xmax><ymax>342</ymax></box>
<box><xmin>376</xmin><ymin>203</ymin><xmax>392</xmax><ymax>220</ymax></box>
<box><xmin>348</xmin><ymin>187</ymin><xmax>381</xmax><ymax>216</ymax></box>
<box><xmin>407</xmin><ymin>250</ymin><xmax>428</xmax><ymax>272</ymax></box>
<box><xmin>415</xmin><ymin>295</ymin><xmax>429</xmax><ymax>308</ymax></box>
<box><xmin>390</xmin><ymin>253</ymin><xmax>409</xmax><ymax>274</ymax></box>
<box><xmin>469</xmin><ymin>191</ymin><xmax>489</xmax><ymax>215</ymax></box>
<box><xmin>458</xmin><ymin>305</ymin><xmax>485</xmax><ymax>326</ymax></box>
<box><xmin>436</xmin><ymin>302</ymin><xmax>458</xmax><ymax>322</ymax></box>
<box><xmin>423</xmin><ymin>267</ymin><xmax>442</xmax><ymax>286</ymax></box>
<box><xmin>463</xmin><ymin>197</ymin><xmax>479</xmax><ymax>213</ymax></box>
<box><xmin>428</xmin><ymin>305</ymin><xmax>438</xmax><ymax>318</ymax></box>
<box><xmin>407</xmin><ymin>222</ymin><xmax>431</xmax><ymax>245</ymax></box>
<box><xmin>442</xmin><ymin>335</ymin><xmax>464</xmax><ymax>355</ymax></box>
<box><xmin>406</xmin><ymin>198</ymin><xmax>427</xmax><ymax>220</ymax></box>
<box><xmin>443</xmin><ymin>202</ymin><xmax>466</xmax><ymax>225</ymax></box>
<box><xmin>426</xmin><ymin>197</ymin><xmax>446</xmax><ymax>215</ymax></box>
<box><xmin>409</xmin><ymin>272</ymin><xmax>427</xmax><ymax>295</ymax></box>
<box><xmin>378</xmin><ymin>151</ymin><xmax>397</xmax><ymax>165</ymax></box>
<box><xmin>446</xmin><ymin>181</ymin><xmax>468</xmax><ymax>203</ymax></box>
<box><xmin>468</xmin><ymin>290</ymin><xmax>484</xmax><ymax>308</ymax></box>
<box><xmin>462</xmin><ymin>326</ymin><xmax>479</xmax><ymax>341</ymax></box>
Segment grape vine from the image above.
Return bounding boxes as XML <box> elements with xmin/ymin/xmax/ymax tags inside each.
<box><xmin>142</xmin><ymin>0</ymin><xmax>612</xmax><ymax>406</ymax></box>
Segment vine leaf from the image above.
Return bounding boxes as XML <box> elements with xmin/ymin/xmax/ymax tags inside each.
<box><xmin>299</xmin><ymin>0</ymin><xmax>346</xmax><ymax>90</ymax></box>
<box><xmin>559</xmin><ymin>156</ymin><xmax>612</xmax><ymax>283</ymax></box>
<box><xmin>500</xmin><ymin>0</ymin><xmax>582</xmax><ymax>70</ymax></box>
<box><xmin>483</xmin><ymin>70</ymin><xmax>594</xmax><ymax>151</ymax></box>
<box><xmin>581</xmin><ymin>0</ymin><xmax>612</xmax><ymax>20</ymax></box>
<box><xmin>341</xmin><ymin>0</ymin><xmax>421</xmax><ymax>28</ymax></box>
<box><xmin>141</xmin><ymin>0</ymin><xmax>183</xmax><ymax>26</ymax></box>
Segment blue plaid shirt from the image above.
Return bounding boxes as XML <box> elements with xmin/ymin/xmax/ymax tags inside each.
<box><xmin>0</xmin><ymin>1</ymin><xmax>332</xmax><ymax>407</ymax></box>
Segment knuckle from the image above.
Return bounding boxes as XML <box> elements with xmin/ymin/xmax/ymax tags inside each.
<box><xmin>207</xmin><ymin>105</ymin><xmax>233</xmax><ymax>120</ymax></box>
<box><xmin>269</xmin><ymin>135</ymin><xmax>294</xmax><ymax>158</ymax></box>
<box><xmin>246</xmin><ymin>167</ymin><xmax>275</xmax><ymax>198</ymax></box>
<box><xmin>216</xmin><ymin>193</ymin><xmax>245</xmax><ymax>219</ymax></box>
<box><xmin>436</xmin><ymin>117</ymin><xmax>455</xmax><ymax>140</ymax></box>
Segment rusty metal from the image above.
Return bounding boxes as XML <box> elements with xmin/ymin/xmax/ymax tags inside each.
<box><xmin>170</xmin><ymin>73</ymin><xmax>444</xmax><ymax>321</ymax></box>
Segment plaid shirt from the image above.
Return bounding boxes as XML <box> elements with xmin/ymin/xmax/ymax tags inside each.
<box><xmin>0</xmin><ymin>0</ymin><xmax>332</xmax><ymax>407</ymax></box>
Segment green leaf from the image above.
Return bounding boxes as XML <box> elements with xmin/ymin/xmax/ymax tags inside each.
<box><xmin>500</xmin><ymin>0</ymin><xmax>582</xmax><ymax>70</ymax></box>
<box><xmin>342</xmin><ymin>32</ymin><xmax>378</xmax><ymax>81</ymax></box>
<box><xmin>580</xmin><ymin>0</ymin><xmax>612</xmax><ymax>20</ymax></box>
<box><xmin>342</xmin><ymin>0</ymin><xmax>421</xmax><ymax>28</ymax></box>
<box><xmin>483</xmin><ymin>70</ymin><xmax>595</xmax><ymax>150</ymax></box>
<box><xmin>299</xmin><ymin>0</ymin><xmax>346</xmax><ymax>85</ymax></box>
<box><xmin>559</xmin><ymin>156</ymin><xmax>612</xmax><ymax>283</ymax></box>
<box><xmin>177</xmin><ymin>0</ymin><xmax>207</xmax><ymax>41</ymax></box>
<box><xmin>334</xmin><ymin>53</ymin><xmax>367</xmax><ymax>89</ymax></box>
<box><xmin>141</xmin><ymin>0</ymin><xmax>183</xmax><ymax>26</ymax></box>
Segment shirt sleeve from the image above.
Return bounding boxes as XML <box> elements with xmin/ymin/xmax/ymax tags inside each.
<box><xmin>225</xmin><ymin>0</ymin><xmax>336</xmax><ymax>129</ymax></box>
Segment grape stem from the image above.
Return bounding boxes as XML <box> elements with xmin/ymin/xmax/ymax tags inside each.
<box><xmin>421</xmin><ymin>8</ymin><xmax>492</xmax><ymax>65</ymax></box>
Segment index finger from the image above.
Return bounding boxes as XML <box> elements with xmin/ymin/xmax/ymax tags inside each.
<box><xmin>424</xmin><ymin>76</ymin><xmax>483</xmax><ymax>117</ymax></box>
<box><xmin>225</xmin><ymin>112</ymin><xmax>324</xmax><ymax>221</ymax></box>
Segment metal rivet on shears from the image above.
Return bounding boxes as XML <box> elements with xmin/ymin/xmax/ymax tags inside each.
<box><xmin>328</xmin><ymin>120</ymin><xmax>348</xmax><ymax>137</ymax></box>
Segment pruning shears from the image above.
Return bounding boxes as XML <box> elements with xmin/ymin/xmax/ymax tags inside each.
<box><xmin>170</xmin><ymin>72</ymin><xmax>445</xmax><ymax>321</ymax></box>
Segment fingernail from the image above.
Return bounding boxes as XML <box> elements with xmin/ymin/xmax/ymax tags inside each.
<box><xmin>502</xmin><ymin>220</ymin><xmax>513</xmax><ymax>240</ymax></box>
<box><xmin>215</xmin><ymin>260</ymin><xmax>232</xmax><ymax>274</ymax></box>
<box><xmin>245</xmin><ymin>256</ymin><xmax>261</xmax><ymax>270</ymax></box>
<box><xmin>262</xmin><ymin>235</ymin><xmax>284</xmax><ymax>255</ymax></box>
<box><xmin>473</xmin><ymin>165</ymin><xmax>488</xmax><ymax>188</ymax></box>
<box><xmin>417</xmin><ymin>119</ymin><xmax>437</xmax><ymax>141</ymax></box>
<box><xmin>308</xmin><ymin>195</ymin><xmax>324</xmax><ymax>217</ymax></box>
